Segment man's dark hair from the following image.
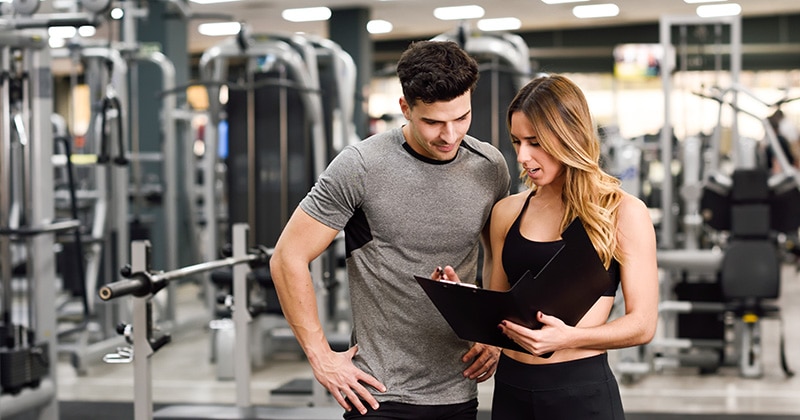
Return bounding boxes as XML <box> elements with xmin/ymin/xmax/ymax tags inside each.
<box><xmin>396</xmin><ymin>40</ymin><xmax>479</xmax><ymax>106</ymax></box>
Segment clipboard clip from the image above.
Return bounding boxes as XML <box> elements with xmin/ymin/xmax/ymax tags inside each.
<box><xmin>439</xmin><ymin>279</ymin><xmax>478</xmax><ymax>289</ymax></box>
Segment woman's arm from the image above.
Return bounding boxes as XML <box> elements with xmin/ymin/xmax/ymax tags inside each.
<box><xmin>499</xmin><ymin>193</ymin><xmax>659</xmax><ymax>355</ymax></box>
<box><xmin>554</xmin><ymin>193</ymin><xmax>659</xmax><ymax>350</ymax></box>
<box><xmin>487</xmin><ymin>194</ymin><xmax>520</xmax><ymax>292</ymax></box>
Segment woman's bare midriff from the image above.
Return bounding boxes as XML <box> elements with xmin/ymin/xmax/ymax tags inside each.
<box><xmin>503</xmin><ymin>296</ymin><xmax>614</xmax><ymax>365</ymax></box>
<box><xmin>504</xmin><ymin>347</ymin><xmax>605</xmax><ymax>365</ymax></box>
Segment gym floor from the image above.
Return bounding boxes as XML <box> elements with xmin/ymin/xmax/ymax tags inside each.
<box><xmin>55</xmin><ymin>264</ymin><xmax>800</xmax><ymax>418</ymax></box>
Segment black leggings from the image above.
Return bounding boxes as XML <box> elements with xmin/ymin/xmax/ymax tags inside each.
<box><xmin>491</xmin><ymin>352</ymin><xmax>625</xmax><ymax>420</ymax></box>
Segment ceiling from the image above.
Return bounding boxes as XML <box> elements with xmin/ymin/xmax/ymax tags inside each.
<box><xmin>181</xmin><ymin>0</ymin><xmax>800</xmax><ymax>54</ymax></box>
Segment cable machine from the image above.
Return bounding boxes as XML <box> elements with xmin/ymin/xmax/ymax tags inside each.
<box><xmin>0</xmin><ymin>1</ymin><xmax>108</xmax><ymax>417</ymax></box>
<box><xmin>47</xmin><ymin>0</ymin><xmax>207</xmax><ymax>375</ymax></box>
<box><xmin>618</xmin><ymin>14</ymin><xmax>797</xmax><ymax>383</ymax></box>
<box><xmin>198</xmin><ymin>32</ymin><xmax>354</xmax><ymax>406</ymax></box>
<box><xmin>0</xmin><ymin>26</ymin><xmax>67</xmax><ymax>420</ymax></box>
<box><xmin>434</xmin><ymin>24</ymin><xmax>532</xmax><ymax>194</ymax></box>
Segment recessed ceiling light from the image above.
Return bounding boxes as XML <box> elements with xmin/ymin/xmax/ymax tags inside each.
<box><xmin>110</xmin><ymin>7</ymin><xmax>123</xmax><ymax>19</ymax></box>
<box><xmin>367</xmin><ymin>19</ymin><xmax>393</xmax><ymax>34</ymax></box>
<box><xmin>50</xmin><ymin>38</ymin><xmax>66</xmax><ymax>49</ymax></box>
<box><xmin>282</xmin><ymin>7</ymin><xmax>332</xmax><ymax>23</ymax></box>
<box><xmin>477</xmin><ymin>17</ymin><xmax>521</xmax><ymax>32</ymax></box>
<box><xmin>696</xmin><ymin>3</ymin><xmax>742</xmax><ymax>17</ymax></box>
<box><xmin>48</xmin><ymin>26</ymin><xmax>77</xmax><ymax>39</ymax></box>
<box><xmin>198</xmin><ymin>21</ymin><xmax>242</xmax><ymax>36</ymax></box>
<box><xmin>573</xmin><ymin>3</ymin><xmax>619</xmax><ymax>19</ymax></box>
<box><xmin>78</xmin><ymin>26</ymin><xmax>96</xmax><ymax>37</ymax></box>
<box><xmin>541</xmin><ymin>0</ymin><xmax>588</xmax><ymax>4</ymax></box>
<box><xmin>433</xmin><ymin>5</ymin><xmax>485</xmax><ymax>21</ymax></box>
<box><xmin>190</xmin><ymin>0</ymin><xmax>240</xmax><ymax>4</ymax></box>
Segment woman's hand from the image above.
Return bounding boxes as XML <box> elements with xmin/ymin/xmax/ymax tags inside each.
<box><xmin>499</xmin><ymin>311</ymin><xmax>570</xmax><ymax>356</ymax></box>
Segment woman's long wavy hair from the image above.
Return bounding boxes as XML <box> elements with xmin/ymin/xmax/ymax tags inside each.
<box><xmin>507</xmin><ymin>74</ymin><xmax>624</xmax><ymax>267</ymax></box>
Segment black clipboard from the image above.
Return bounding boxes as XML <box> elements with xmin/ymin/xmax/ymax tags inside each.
<box><xmin>415</xmin><ymin>217</ymin><xmax>612</xmax><ymax>354</ymax></box>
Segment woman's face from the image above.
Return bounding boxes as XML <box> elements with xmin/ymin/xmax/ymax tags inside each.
<box><xmin>510</xmin><ymin>111</ymin><xmax>565</xmax><ymax>187</ymax></box>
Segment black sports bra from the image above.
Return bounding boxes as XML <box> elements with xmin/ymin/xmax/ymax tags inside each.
<box><xmin>501</xmin><ymin>191</ymin><xmax>620</xmax><ymax>296</ymax></box>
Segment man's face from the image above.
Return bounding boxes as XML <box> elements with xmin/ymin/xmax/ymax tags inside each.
<box><xmin>400</xmin><ymin>92</ymin><xmax>472</xmax><ymax>161</ymax></box>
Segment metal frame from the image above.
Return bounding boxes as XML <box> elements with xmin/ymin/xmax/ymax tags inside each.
<box><xmin>658</xmin><ymin>14</ymin><xmax>742</xmax><ymax>249</ymax></box>
<box><xmin>99</xmin><ymin>224</ymin><xmax>265</xmax><ymax>419</ymax></box>
<box><xmin>0</xmin><ymin>30</ymin><xmax>60</xmax><ymax>420</ymax></box>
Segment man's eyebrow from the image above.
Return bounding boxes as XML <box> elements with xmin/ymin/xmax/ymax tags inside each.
<box><xmin>421</xmin><ymin>110</ymin><xmax>471</xmax><ymax>123</ymax></box>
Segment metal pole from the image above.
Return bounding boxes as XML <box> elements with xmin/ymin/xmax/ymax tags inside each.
<box><xmin>247</xmin><ymin>62</ymin><xmax>257</xmax><ymax>248</ymax></box>
<box><xmin>232</xmin><ymin>223</ymin><xmax>253</xmax><ymax>409</ymax></box>
<box><xmin>659</xmin><ymin>16</ymin><xmax>675</xmax><ymax>249</ymax></box>
<box><xmin>0</xmin><ymin>46</ymin><xmax>13</xmax><ymax>350</ymax></box>
<box><xmin>135</xmin><ymin>51</ymin><xmax>179</xmax><ymax>320</ymax></box>
<box><xmin>279</xmin><ymin>66</ymin><xmax>289</xmax><ymax>230</ymax></box>
<box><xmin>28</xmin><ymin>40</ymin><xmax>59</xmax><ymax>420</ymax></box>
<box><xmin>130</xmin><ymin>240</ymin><xmax>154</xmax><ymax>420</ymax></box>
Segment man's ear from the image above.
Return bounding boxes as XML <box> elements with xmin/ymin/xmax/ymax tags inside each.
<box><xmin>399</xmin><ymin>96</ymin><xmax>411</xmax><ymax>120</ymax></box>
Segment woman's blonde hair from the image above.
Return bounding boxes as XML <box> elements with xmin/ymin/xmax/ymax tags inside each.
<box><xmin>506</xmin><ymin>74</ymin><xmax>624</xmax><ymax>267</ymax></box>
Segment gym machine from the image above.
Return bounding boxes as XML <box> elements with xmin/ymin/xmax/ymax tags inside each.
<box><xmin>98</xmin><ymin>224</ymin><xmax>342</xmax><ymax>420</ymax></box>
<box><xmin>434</xmin><ymin>24</ymin><xmax>532</xmax><ymax>194</ymax></box>
<box><xmin>48</xmin><ymin>0</ymin><xmax>208</xmax><ymax>374</ymax></box>
<box><xmin>0</xmin><ymin>2</ymin><xmax>111</xmax><ymax>417</ymax></box>
<box><xmin>617</xmin><ymin>14</ymin><xmax>797</xmax><ymax>382</ymax></box>
<box><xmin>199</xmin><ymin>32</ymin><xmax>324</xmax><ymax>379</ymax></box>
<box><xmin>198</xmin><ymin>32</ymin><xmax>351</xmax><ymax>403</ymax></box>
<box><xmin>48</xmin><ymin>45</ymin><xmax>134</xmax><ymax>376</ymax></box>
<box><xmin>0</xmin><ymin>26</ymin><xmax>69</xmax><ymax>420</ymax></box>
<box><xmin>696</xmin><ymin>83</ymin><xmax>798</xmax><ymax>378</ymax></box>
<box><xmin>306</xmin><ymin>34</ymin><xmax>360</xmax><ymax>161</ymax></box>
<box><xmin>200</xmin><ymin>30</ymin><xmax>328</xmax><ymax>248</ymax></box>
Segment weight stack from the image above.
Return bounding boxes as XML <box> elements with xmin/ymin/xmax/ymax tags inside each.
<box><xmin>0</xmin><ymin>342</ymin><xmax>50</xmax><ymax>395</ymax></box>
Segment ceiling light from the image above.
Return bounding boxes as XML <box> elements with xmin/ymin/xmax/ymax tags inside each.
<box><xmin>49</xmin><ymin>38</ymin><xmax>66</xmax><ymax>49</ymax></box>
<box><xmin>477</xmin><ymin>17</ymin><xmax>521</xmax><ymax>32</ymax></box>
<box><xmin>110</xmin><ymin>7</ymin><xmax>123</xmax><ymax>19</ymax></box>
<box><xmin>573</xmin><ymin>3</ymin><xmax>619</xmax><ymax>19</ymax></box>
<box><xmin>696</xmin><ymin>3</ymin><xmax>742</xmax><ymax>18</ymax></box>
<box><xmin>189</xmin><ymin>0</ymin><xmax>240</xmax><ymax>4</ymax></box>
<box><xmin>198</xmin><ymin>21</ymin><xmax>242</xmax><ymax>36</ymax></box>
<box><xmin>541</xmin><ymin>0</ymin><xmax>588</xmax><ymax>4</ymax></box>
<box><xmin>367</xmin><ymin>19</ymin><xmax>393</xmax><ymax>34</ymax></box>
<box><xmin>48</xmin><ymin>26</ymin><xmax>77</xmax><ymax>39</ymax></box>
<box><xmin>282</xmin><ymin>7</ymin><xmax>332</xmax><ymax>23</ymax></box>
<box><xmin>78</xmin><ymin>26</ymin><xmax>96</xmax><ymax>37</ymax></box>
<box><xmin>433</xmin><ymin>5</ymin><xmax>485</xmax><ymax>21</ymax></box>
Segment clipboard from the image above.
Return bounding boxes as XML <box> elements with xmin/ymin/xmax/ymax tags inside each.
<box><xmin>415</xmin><ymin>217</ymin><xmax>612</xmax><ymax>354</ymax></box>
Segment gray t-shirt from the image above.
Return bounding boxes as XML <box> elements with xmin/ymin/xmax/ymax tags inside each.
<box><xmin>300</xmin><ymin>127</ymin><xmax>510</xmax><ymax>405</ymax></box>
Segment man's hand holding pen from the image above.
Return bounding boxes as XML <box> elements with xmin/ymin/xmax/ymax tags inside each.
<box><xmin>432</xmin><ymin>265</ymin><xmax>449</xmax><ymax>281</ymax></box>
<box><xmin>430</xmin><ymin>265</ymin><xmax>499</xmax><ymax>381</ymax></box>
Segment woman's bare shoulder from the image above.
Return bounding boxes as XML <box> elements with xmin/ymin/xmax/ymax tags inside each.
<box><xmin>494</xmin><ymin>190</ymin><xmax>530</xmax><ymax>215</ymax></box>
<box><xmin>617</xmin><ymin>192</ymin><xmax>649</xmax><ymax>219</ymax></box>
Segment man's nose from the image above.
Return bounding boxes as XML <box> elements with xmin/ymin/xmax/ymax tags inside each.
<box><xmin>441</xmin><ymin>122</ymin><xmax>458</xmax><ymax>143</ymax></box>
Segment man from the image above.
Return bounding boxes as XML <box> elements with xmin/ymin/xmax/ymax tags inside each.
<box><xmin>269</xmin><ymin>40</ymin><xmax>510</xmax><ymax>419</ymax></box>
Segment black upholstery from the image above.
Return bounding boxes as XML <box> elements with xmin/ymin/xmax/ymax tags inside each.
<box><xmin>720</xmin><ymin>169</ymin><xmax>780</xmax><ymax>312</ymax></box>
<box><xmin>720</xmin><ymin>240</ymin><xmax>780</xmax><ymax>301</ymax></box>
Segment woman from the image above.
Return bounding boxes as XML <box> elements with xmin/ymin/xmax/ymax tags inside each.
<box><xmin>489</xmin><ymin>74</ymin><xmax>658</xmax><ymax>419</ymax></box>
